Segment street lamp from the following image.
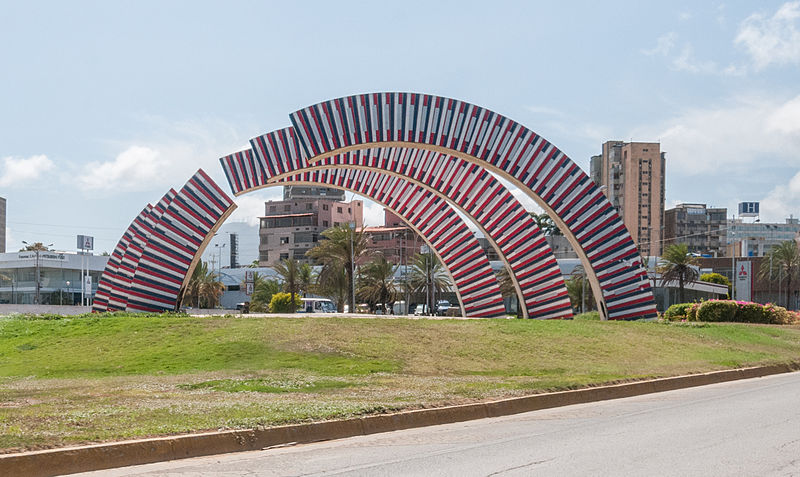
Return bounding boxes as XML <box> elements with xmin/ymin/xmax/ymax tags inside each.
<box><xmin>349</xmin><ymin>221</ymin><xmax>356</xmax><ymax>314</ymax></box>
<box><xmin>214</xmin><ymin>243</ymin><xmax>227</xmax><ymax>277</ymax></box>
<box><xmin>21</xmin><ymin>241</ymin><xmax>53</xmax><ymax>305</ymax></box>
<box><xmin>66</xmin><ymin>280</ymin><xmax>71</xmax><ymax>305</ymax></box>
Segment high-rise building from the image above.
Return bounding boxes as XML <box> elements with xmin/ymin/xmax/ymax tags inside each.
<box><xmin>590</xmin><ymin>141</ymin><xmax>665</xmax><ymax>257</ymax></box>
<box><xmin>664</xmin><ymin>203</ymin><xmax>727</xmax><ymax>257</ymax></box>
<box><xmin>0</xmin><ymin>196</ymin><xmax>5</xmax><ymax>253</ymax></box>
<box><xmin>258</xmin><ymin>188</ymin><xmax>363</xmax><ymax>265</ymax></box>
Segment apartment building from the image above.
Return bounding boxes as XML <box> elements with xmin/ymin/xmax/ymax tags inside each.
<box><xmin>258</xmin><ymin>187</ymin><xmax>363</xmax><ymax>265</ymax></box>
<box><xmin>664</xmin><ymin>203</ymin><xmax>727</xmax><ymax>257</ymax></box>
<box><xmin>590</xmin><ymin>141</ymin><xmax>665</xmax><ymax>257</ymax></box>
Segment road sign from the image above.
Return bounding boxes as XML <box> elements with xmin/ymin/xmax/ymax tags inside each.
<box><xmin>246</xmin><ymin>282</ymin><xmax>254</xmax><ymax>295</ymax></box>
<box><xmin>77</xmin><ymin>235</ymin><xmax>94</xmax><ymax>250</ymax></box>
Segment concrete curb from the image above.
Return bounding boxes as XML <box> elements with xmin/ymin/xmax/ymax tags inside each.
<box><xmin>3</xmin><ymin>362</ymin><xmax>799</xmax><ymax>477</ymax></box>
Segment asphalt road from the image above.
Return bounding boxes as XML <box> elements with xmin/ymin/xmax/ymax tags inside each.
<box><xmin>76</xmin><ymin>371</ymin><xmax>800</xmax><ymax>477</ymax></box>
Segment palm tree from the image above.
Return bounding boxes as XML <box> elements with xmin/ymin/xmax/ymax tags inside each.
<box><xmin>759</xmin><ymin>240</ymin><xmax>800</xmax><ymax>308</ymax></box>
<box><xmin>658</xmin><ymin>243</ymin><xmax>699</xmax><ymax>303</ymax></box>
<box><xmin>306</xmin><ymin>225</ymin><xmax>370</xmax><ymax>312</ymax></box>
<box><xmin>182</xmin><ymin>261</ymin><xmax>225</xmax><ymax>308</ymax></box>
<box><xmin>249</xmin><ymin>273</ymin><xmax>281</xmax><ymax>312</ymax></box>
<box><xmin>529</xmin><ymin>212</ymin><xmax>562</xmax><ymax>236</ymax></box>
<box><xmin>273</xmin><ymin>258</ymin><xmax>301</xmax><ymax>311</ymax></box>
<box><xmin>565</xmin><ymin>265</ymin><xmax>595</xmax><ymax>313</ymax></box>
<box><xmin>298</xmin><ymin>262</ymin><xmax>315</xmax><ymax>298</ymax></box>
<box><xmin>408</xmin><ymin>252</ymin><xmax>451</xmax><ymax>314</ymax></box>
<box><xmin>316</xmin><ymin>265</ymin><xmax>348</xmax><ymax>312</ymax></box>
<box><xmin>357</xmin><ymin>254</ymin><xmax>397</xmax><ymax>312</ymax></box>
<box><xmin>20</xmin><ymin>242</ymin><xmax>51</xmax><ymax>251</ymax></box>
<box><xmin>495</xmin><ymin>266</ymin><xmax>520</xmax><ymax>316</ymax></box>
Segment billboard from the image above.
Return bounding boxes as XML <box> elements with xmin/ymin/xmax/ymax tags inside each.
<box><xmin>738</xmin><ymin>202</ymin><xmax>759</xmax><ymax>217</ymax></box>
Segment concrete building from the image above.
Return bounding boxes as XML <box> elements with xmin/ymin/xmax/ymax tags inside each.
<box><xmin>363</xmin><ymin>210</ymin><xmax>423</xmax><ymax>264</ymax></box>
<box><xmin>664</xmin><ymin>203</ymin><xmax>727</xmax><ymax>257</ymax></box>
<box><xmin>0</xmin><ymin>250</ymin><xmax>107</xmax><ymax>304</ymax></box>
<box><xmin>0</xmin><ymin>196</ymin><xmax>5</xmax><ymax>253</ymax></box>
<box><xmin>258</xmin><ymin>187</ymin><xmax>363</xmax><ymax>265</ymax></box>
<box><xmin>590</xmin><ymin>141</ymin><xmax>665</xmax><ymax>257</ymax></box>
<box><xmin>728</xmin><ymin>217</ymin><xmax>800</xmax><ymax>257</ymax></box>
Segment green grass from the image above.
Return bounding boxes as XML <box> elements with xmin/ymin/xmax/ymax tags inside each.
<box><xmin>1</xmin><ymin>314</ymin><xmax>800</xmax><ymax>452</ymax></box>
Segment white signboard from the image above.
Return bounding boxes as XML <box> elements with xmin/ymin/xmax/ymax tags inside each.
<box><xmin>84</xmin><ymin>275</ymin><xmax>92</xmax><ymax>292</ymax></box>
<box><xmin>245</xmin><ymin>271</ymin><xmax>254</xmax><ymax>283</ymax></box>
<box><xmin>77</xmin><ymin>235</ymin><xmax>94</xmax><ymax>250</ymax></box>
<box><xmin>18</xmin><ymin>252</ymin><xmax>67</xmax><ymax>262</ymax></box>
<box><xmin>735</xmin><ymin>261</ymin><xmax>751</xmax><ymax>302</ymax></box>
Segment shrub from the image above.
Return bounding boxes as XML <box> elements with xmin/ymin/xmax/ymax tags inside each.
<box><xmin>696</xmin><ymin>300</ymin><xmax>738</xmax><ymax>322</ymax></box>
<box><xmin>735</xmin><ymin>302</ymin><xmax>769</xmax><ymax>324</ymax></box>
<box><xmin>664</xmin><ymin>303</ymin><xmax>694</xmax><ymax>321</ymax></box>
<box><xmin>268</xmin><ymin>292</ymin><xmax>302</xmax><ymax>313</ymax></box>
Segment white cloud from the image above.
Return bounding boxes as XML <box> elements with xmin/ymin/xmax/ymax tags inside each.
<box><xmin>362</xmin><ymin>199</ymin><xmax>385</xmax><ymax>226</ymax></box>
<box><xmin>762</xmin><ymin>170</ymin><xmax>800</xmax><ymax>220</ymax></box>
<box><xmin>642</xmin><ymin>32</ymin><xmax>677</xmax><ymax>56</ymax></box>
<box><xmin>228</xmin><ymin>191</ymin><xmax>282</xmax><ymax>227</ymax></box>
<box><xmin>672</xmin><ymin>44</ymin><xmax>719</xmax><ymax>74</ymax></box>
<box><xmin>736</xmin><ymin>1</ymin><xmax>800</xmax><ymax>70</ymax></box>
<box><xmin>79</xmin><ymin>146</ymin><xmax>160</xmax><ymax>191</ymax></box>
<box><xmin>631</xmin><ymin>94</ymin><xmax>800</xmax><ymax>175</ymax></box>
<box><xmin>0</xmin><ymin>154</ymin><xmax>54</xmax><ymax>187</ymax></box>
<box><xmin>79</xmin><ymin>117</ymin><xmax>253</xmax><ymax>193</ymax></box>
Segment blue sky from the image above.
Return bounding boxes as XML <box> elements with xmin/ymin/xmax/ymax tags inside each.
<box><xmin>1</xmin><ymin>1</ymin><xmax>799</xmax><ymax>263</ymax></box>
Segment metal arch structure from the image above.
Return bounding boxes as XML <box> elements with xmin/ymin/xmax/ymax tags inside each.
<box><xmin>229</xmin><ymin>127</ymin><xmax>575</xmax><ymax>320</ymax></box>
<box><xmin>286</xmin><ymin>93</ymin><xmax>657</xmax><ymax>320</ymax></box>
<box><xmin>93</xmin><ymin>170</ymin><xmax>236</xmax><ymax>313</ymax></box>
<box><xmin>94</xmin><ymin>92</ymin><xmax>656</xmax><ymax>321</ymax></box>
<box><xmin>219</xmin><ymin>151</ymin><xmax>508</xmax><ymax>318</ymax></box>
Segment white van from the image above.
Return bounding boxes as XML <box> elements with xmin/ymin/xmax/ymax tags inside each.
<box><xmin>297</xmin><ymin>298</ymin><xmax>337</xmax><ymax>313</ymax></box>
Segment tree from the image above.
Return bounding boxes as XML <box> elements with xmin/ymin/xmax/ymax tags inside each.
<box><xmin>273</xmin><ymin>258</ymin><xmax>301</xmax><ymax>311</ymax></box>
<box><xmin>658</xmin><ymin>243</ymin><xmax>699</xmax><ymax>303</ymax></box>
<box><xmin>357</xmin><ymin>254</ymin><xmax>398</xmax><ymax>313</ymax></box>
<box><xmin>408</xmin><ymin>252</ymin><xmax>451</xmax><ymax>313</ymax></box>
<box><xmin>700</xmin><ymin>272</ymin><xmax>731</xmax><ymax>298</ymax></box>
<box><xmin>20</xmin><ymin>242</ymin><xmax>51</xmax><ymax>251</ymax></box>
<box><xmin>759</xmin><ymin>240</ymin><xmax>800</xmax><ymax>309</ymax></box>
<box><xmin>269</xmin><ymin>292</ymin><xmax>302</xmax><ymax>313</ymax></box>
<box><xmin>316</xmin><ymin>265</ymin><xmax>349</xmax><ymax>312</ymax></box>
<box><xmin>298</xmin><ymin>262</ymin><xmax>315</xmax><ymax>298</ymax></box>
<box><xmin>495</xmin><ymin>266</ymin><xmax>519</xmax><ymax>316</ymax></box>
<box><xmin>182</xmin><ymin>261</ymin><xmax>225</xmax><ymax>308</ymax></box>
<box><xmin>249</xmin><ymin>273</ymin><xmax>281</xmax><ymax>312</ymax></box>
<box><xmin>306</xmin><ymin>225</ymin><xmax>370</xmax><ymax>312</ymax></box>
<box><xmin>566</xmin><ymin>265</ymin><xmax>595</xmax><ymax>313</ymax></box>
<box><xmin>529</xmin><ymin>212</ymin><xmax>562</xmax><ymax>236</ymax></box>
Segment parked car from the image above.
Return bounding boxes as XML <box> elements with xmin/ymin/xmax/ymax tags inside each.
<box><xmin>435</xmin><ymin>300</ymin><xmax>451</xmax><ymax>316</ymax></box>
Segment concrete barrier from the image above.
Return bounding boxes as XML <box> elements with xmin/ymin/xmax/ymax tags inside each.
<box><xmin>2</xmin><ymin>362</ymin><xmax>798</xmax><ymax>477</ymax></box>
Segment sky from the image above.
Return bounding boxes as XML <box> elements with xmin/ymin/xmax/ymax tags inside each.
<box><xmin>1</xmin><ymin>0</ymin><xmax>799</xmax><ymax>264</ymax></box>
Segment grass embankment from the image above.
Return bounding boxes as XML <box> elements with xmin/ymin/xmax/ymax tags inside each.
<box><xmin>1</xmin><ymin>313</ymin><xmax>800</xmax><ymax>452</ymax></box>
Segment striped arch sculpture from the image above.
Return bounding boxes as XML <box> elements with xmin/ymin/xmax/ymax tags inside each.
<box><xmin>246</xmin><ymin>93</ymin><xmax>656</xmax><ymax>320</ymax></box>
<box><xmin>95</xmin><ymin>92</ymin><xmax>656</xmax><ymax>320</ymax></box>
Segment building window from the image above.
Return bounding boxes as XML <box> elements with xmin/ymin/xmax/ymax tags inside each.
<box><xmin>269</xmin><ymin>205</ymin><xmax>276</xmax><ymax>212</ymax></box>
<box><xmin>279</xmin><ymin>252</ymin><xmax>289</xmax><ymax>260</ymax></box>
<box><xmin>306</xmin><ymin>203</ymin><xmax>312</xmax><ymax>210</ymax></box>
<box><xmin>280</xmin><ymin>237</ymin><xmax>290</xmax><ymax>245</ymax></box>
<box><xmin>348</xmin><ymin>207</ymin><xmax>351</xmax><ymax>213</ymax></box>
<box><xmin>284</xmin><ymin>204</ymin><xmax>291</xmax><ymax>212</ymax></box>
<box><xmin>323</xmin><ymin>204</ymin><xmax>329</xmax><ymax>211</ymax></box>
<box><xmin>337</xmin><ymin>206</ymin><xmax>343</xmax><ymax>213</ymax></box>
<box><xmin>323</xmin><ymin>220</ymin><xmax>329</xmax><ymax>227</ymax></box>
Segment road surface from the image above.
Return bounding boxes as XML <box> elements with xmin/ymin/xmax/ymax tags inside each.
<box><xmin>76</xmin><ymin>371</ymin><xmax>800</xmax><ymax>476</ymax></box>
